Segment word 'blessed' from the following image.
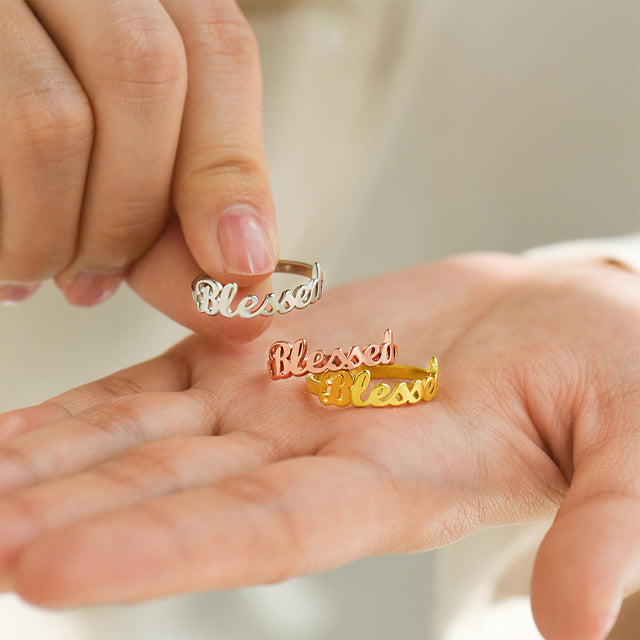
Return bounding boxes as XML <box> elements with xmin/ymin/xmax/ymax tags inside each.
<box><xmin>269</xmin><ymin>329</ymin><xmax>398</xmax><ymax>380</ymax></box>
<box><xmin>193</xmin><ymin>263</ymin><xmax>323</xmax><ymax>318</ymax></box>
<box><xmin>310</xmin><ymin>360</ymin><xmax>439</xmax><ymax>407</ymax></box>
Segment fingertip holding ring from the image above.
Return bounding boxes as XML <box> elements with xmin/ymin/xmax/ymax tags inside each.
<box><xmin>192</xmin><ymin>260</ymin><xmax>324</xmax><ymax>318</ymax></box>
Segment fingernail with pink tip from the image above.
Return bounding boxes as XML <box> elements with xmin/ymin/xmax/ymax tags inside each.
<box><xmin>0</xmin><ymin>282</ymin><xmax>40</xmax><ymax>306</ymax></box>
<box><xmin>62</xmin><ymin>272</ymin><xmax>123</xmax><ymax>307</ymax></box>
<box><xmin>217</xmin><ymin>205</ymin><xmax>276</xmax><ymax>276</ymax></box>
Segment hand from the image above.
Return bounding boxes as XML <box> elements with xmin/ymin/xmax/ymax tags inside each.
<box><xmin>1</xmin><ymin>0</ymin><xmax>276</xmax><ymax>340</ymax></box>
<box><xmin>1</xmin><ymin>254</ymin><xmax>638</xmax><ymax>640</ymax></box>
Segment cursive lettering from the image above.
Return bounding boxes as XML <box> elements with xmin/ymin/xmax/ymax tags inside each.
<box><xmin>309</xmin><ymin>357</ymin><xmax>439</xmax><ymax>407</ymax></box>
<box><xmin>269</xmin><ymin>329</ymin><xmax>398</xmax><ymax>380</ymax></box>
<box><xmin>193</xmin><ymin>262</ymin><xmax>324</xmax><ymax>318</ymax></box>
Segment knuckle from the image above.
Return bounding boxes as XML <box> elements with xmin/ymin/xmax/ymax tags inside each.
<box><xmin>121</xmin><ymin>447</ymin><xmax>179</xmax><ymax>481</ymax></box>
<box><xmin>234</xmin><ymin>429</ymin><xmax>288</xmax><ymax>462</ymax></box>
<box><xmin>77</xmin><ymin>401</ymin><xmax>146</xmax><ymax>447</ymax></box>
<box><xmin>188</xmin><ymin>3</ymin><xmax>258</xmax><ymax>63</ymax></box>
<box><xmin>94</xmin><ymin>447</ymin><xmax>180</xmax><ymax>491</ymax></box>
<box><xmin>1</xmin><ymin>237</ymin><xmax>75</xmax><ymax>281</ymax></box>
<box><xmin>101</xmin><ymin>15</ymin><xmax>187</xmax><ymax>93</ymax></box>
<box><xmin>93</xmin><ymin>374</ymin><xmax>145</xmax><ymax>400</ymax></box>
<box><xmin>0</xmin><ymin>443</ymin><xmax>39</xmax><ymax>492</ymax></box>
<box><xmin>70</xmin><ymin>200</ymin><xmax>169</xmax><ymax>271</ymax></box>
<box><xmin>94</xmin><ymin>203</ymin><xmax>168</xmax><ymax>254</ymax></box>
<box><xmin>176</xmin><ymin>146</ymin><xmax>269</xmax><ymax>201</ymax></box>
<box><xmin>189</xmin><ymin>145</ymin><xmax>267</xmax><ymax>177</ymax></box>
<box><xmin>6</xmin><ymin>80</ymin><xmax>93</xmax><ymax>155</ymax></box>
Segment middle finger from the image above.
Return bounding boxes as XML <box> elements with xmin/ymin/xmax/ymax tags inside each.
<box><xmin>27</xmin><ymin>0</ymin><xmax>187</xmax><ymax>305</ymax></box>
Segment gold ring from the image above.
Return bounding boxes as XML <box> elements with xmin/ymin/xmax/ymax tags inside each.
<box><xmin>306</xmin><ymin>357</ymin><xmax>439</xmax><ymax>407</ymax></box>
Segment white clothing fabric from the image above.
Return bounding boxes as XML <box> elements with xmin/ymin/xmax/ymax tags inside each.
<box><xmin>525</xmin><ymin>233</ymin><xmax>640</xmax><ymax>272</ymax></box>
<box><xmin>1</xmin><ymin>2</ymin><xmax>638</xmax><ymax>639</ymax></box>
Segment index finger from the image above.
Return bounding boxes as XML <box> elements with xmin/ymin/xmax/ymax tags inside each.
<box><xmin>127</xmin><ymin>218</ymin><xmax>273</xmax><ymax>341</ymax></box>
<box><xmin>163</xmin><ymin>0</ymin><xmax>278</xmax><ymax>286</ymax></box>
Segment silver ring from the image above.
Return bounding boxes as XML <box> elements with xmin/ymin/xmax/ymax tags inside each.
<box><xmin>192</xmin><ymin>260</ymin><xmax>324</xmax><ymax>318</ymax></box>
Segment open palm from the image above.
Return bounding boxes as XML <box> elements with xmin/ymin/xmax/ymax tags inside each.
<box><xmin>1</xmin><ymin>253</ymin><xmax>639</xmax><ymax>640</ymax></box>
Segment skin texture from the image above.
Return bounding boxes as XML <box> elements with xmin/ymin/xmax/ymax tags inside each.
<box><xmin>0</xmin><ymin>0</ymin><xmax>277</xmax><ymax>318</ymax></box>
<box><xmin>0</xmin><ymin>253</ymin><xmax>638</xmax><ymax>640</ymax></box>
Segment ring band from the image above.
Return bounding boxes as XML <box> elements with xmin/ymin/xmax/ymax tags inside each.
<box><xmin>306</xmin><ymin>358</ymin><xmax>439</xmax><ymax>407</ymax></box>
<box><xmin>269</xmin><ymin>329</ymin><xmax>398</xmax><ymax>380</ymax></box>
<box><xmin>192</xmin><ymin>260</ymin><xmax>324</xmax><ymax>318</ymax></box>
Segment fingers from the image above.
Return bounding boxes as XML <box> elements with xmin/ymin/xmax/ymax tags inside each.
<box><xmin>26</xmin><ymin>0</ymin><xmax>187</xmax><ymax>305</ymax></box>
<box><xmin>162</xmin><ymin>0</ymin><xmax>278</xmax><ymax>285</ymax></box>
<box><xmin>0</xmin><ymin>0</ymin><xmax>92</xmax><ymax>299</ymax></box>
<box><xmin>0</xmin><ymin>431</ymin><xmax>283</xmax><ymax>580</ymax></box>
<box><xmin>531</xmin><ymin>408</ymin><xmax>640</xmax><ymax>639</ymax></box>
<box><xmin>0</xmin><ymin>348</ymin><xmax>190</xmax><ymax>440</ymax></box>
<box><xmin>11</xmin><ymin>455</ymin><xmax>402</xmax><ymax>607</ymax></box>
<box><xmin>0</xmin><ymin>389</ymin><xmax>218</xmax><ymax>495</ymax></box>
<box><xmin>532</xmin><ymin>494</ymin><xmax>640</xmax><ymax>640</ymax></box>
<box><xmin>127</xmin><ymin>218</ymin><xmax>272</xmax><ymax>341</ymax></box>
<box><xmin>5</xmin><ymin>0</ymin><xmax>276</xmax><ymax>313</ymax></box>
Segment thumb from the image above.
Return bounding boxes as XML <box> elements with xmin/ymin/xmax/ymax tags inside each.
<box><xmin>128</xmin><ymin>218</ymin><xmax>273</xmax><ymax>342</ymax></box>
<box><xmin>531</xmin><ymin>406</ymin><xmax>640</xmax><ymax>640</ymax></box>
<box><xmin>166</xmin><ymin>0</ymin><xmax>278</xmax><ymax>285</ymax></box>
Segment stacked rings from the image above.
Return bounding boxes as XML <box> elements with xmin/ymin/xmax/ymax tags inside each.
<box><xmin>190</xmin><ymin>259</ymin><xmax>438</xmax><ymax>407</ymax></box>
<box><xmin>268</xmin><ymin>329</ymin><xmax>438</xmax><ymax>408</ymax></box>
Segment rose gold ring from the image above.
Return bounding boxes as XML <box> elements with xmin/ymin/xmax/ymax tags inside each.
<box><xmin>268</xmin><ymin>329</ymin><xmax>398</xmax><ymax>380</ymax></box>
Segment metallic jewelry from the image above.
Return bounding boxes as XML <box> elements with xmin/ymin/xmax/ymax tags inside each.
<box><xmin>268</xmin><ymin>329</ymin><xmax>398</xmax><ymax>380</ymax></box>
<box><xmin>306</xmin><ymin>358</ymin><xmax>439</xmax><ymax>407</ymax></box>
<box><xmin>192</xmin><ymin>260</ymin><xmax>324</xmax><ymax>318</ymax></box>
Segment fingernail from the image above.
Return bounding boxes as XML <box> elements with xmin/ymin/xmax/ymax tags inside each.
<box><xmin>0</xmin><ymin>282</ymin><xmax>39</xmax><ymax>306</ymax></box>
<box><xmin>217</xmin><ymin>205</ymin><xmax>276</xmax><ymax>276</ymax></box>
<box><xmin>62</xmin><ymin>272</ymin><xmax>123</xmax><ymax>307</ymax></box>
